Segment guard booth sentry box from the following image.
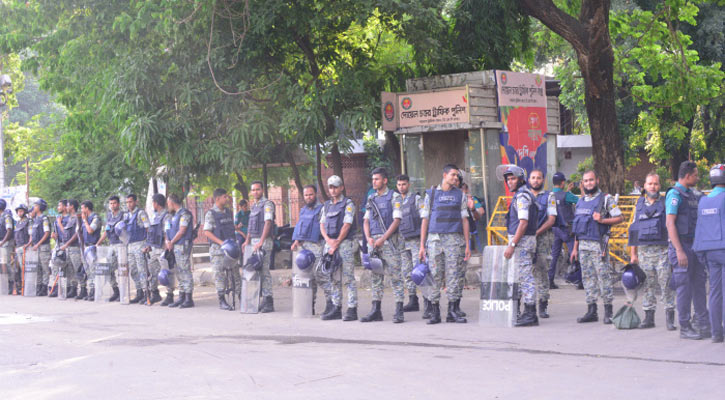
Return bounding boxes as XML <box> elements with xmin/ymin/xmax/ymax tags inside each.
<box><xmin>479</xmin><ymin>245</ymin><xmax>519</xmax><ymax>327</ymax></box>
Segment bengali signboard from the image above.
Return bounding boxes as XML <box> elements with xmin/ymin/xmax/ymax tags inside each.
<box><xmin>380</xmin><ymin>87</ymin><xmax>470</xmax><ymax>130</ymax></box>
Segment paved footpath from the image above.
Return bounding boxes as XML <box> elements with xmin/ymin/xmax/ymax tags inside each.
<box><xmin>0</xmin><ymin>283</ymin><xmax>723</xmax><ymax>400</ymax></box>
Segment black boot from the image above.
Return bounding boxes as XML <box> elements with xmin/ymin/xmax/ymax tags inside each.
<box><xmin>7</xmin><ymin>282</ymin><xmax>12</xmax><ymax>295</ymax></box>
<box><xmin>515</xmin><ymin>303</ymin><xmax>539</xmax><ymax>327</ymax></box>
<box><xmin>422</xmin><ymin>299</ymin><xmax>432</xmax><ymax>319</ymax></box>
<box><xmin>603</xmin><ymin>304</ymin><xmax>613</xmax><ymax>325</ymax></box>
<box><xmin>577</xmin><ymin>303</ymin><xmax>598</xmax><ymax>323</ymax></box>
<box><xmin>516</xmin><ymin>298</ymin><xmax>522</xmax><ymax>317</ymax></box>
<box><xmin>260</xmin><ymin>296</ymin><xmax>275</xmax><ymax>313</ymax></box>
<box><xmin>75</xmin><ymin>286</ymin><xmax>87</xmax><ymax>300</ymax></box>
<box><xmin>48</xmin><ymin>285</ymin><xmax>58</xmax><ymax>298</ymax></box>
<box><xmin>67</xmin><ymin>285</ymin><xmax>78</xmax><ymax>299</ymax></box>
<box><xmin>666</xmin><ymin>308</ymin><xmax>677</xmax><ymax>331</ymax></box>
<box><xmin>129</xmin><ymin>289</ymin><xmax>144</xmax><ymax>304</ymax></box>
<box><xmin>169</xmin><ymin>292</ymin><xmax>185</xmax><ymax>308</ymax></box>
<box><xmin>86</xmin><ymin>288</ymin><xmax>95</xmax><ymax>301</ymax></box>
<box><xmin>446</xmin><ymin>301</ymin><xmax>467</xmax><ymax>323</ymax></box>
<box><xmin>322</xmin><ymin>305</ymin><xmax>342</xmax><ymax>320</ymax></box>
<box><xmin>180</xmin><ymin>292</ymin><xmax>194</xmax><ymax>308</ymax></box>
<box><xmin>343</xmin><ymin>306</ymin><xmax>358</xmax><ymax>321</ymax></box>
<box><xmin>549</xmin><ymin>279</ymin><xmax>559</xmax><ymax>289</ymax></box>
<box><xmin>321</xmin><ymin>299</ymin><xmax>334</xmax><ymax>317</ymax></box>
<box><xmin>539</xmin><ymin>300</ymin><xmax>550</xmax><ymax>319</ymax></box>
<box><xmin>149</xmin><ymin>289</ymin><xmax>162</xmax><ymax>305</ymax></box>
<box><xmin>427</xmin><ymin>302</ymin><xmax>441</xmax><ymax>325</ymax></box>
<box><xmin>108</xmin><ymin>287</ymin><xmax>120</xmax><ymax>302</ymax></box>
<box><xmin>37</xmin><ymin>285</ymin><xmax>46</xmax><ymax>296</ymax></box>
<box><xmin>403</xmin><ymin>295</ymin><xmax>419</xmax><ymax>312</ymax></box>
<box><xmin>160</xmin><ymin>291</ymin><xmax>174</xmax><ymax>306</ymax></box>
<box><xmin>393</xmin><ymin>302</ymin><xmax>404</xmax><ymax>323</ymax></box>
<box><xmin>699</xmin><ymin>325</ymin><xmax>712</xmax><ymax>339</ymax></box>
<box><xmin>218</xmin><ymin>292</ymin><xmax>233</xmax><ymax>311</ymax></box>
<box><xmin>453</xmin><ymin>300</ymin><xmax>467</xmax><ymax>318</ymax></box>
<box><xmin>680</xmin><ymin>323</ymin><xmax>703</xmax><ymax>340</ymax></box>
<box><xmin>639</xmin><ymin>310</ymin><xmax>655</xmax><ymax>329</ymax></box>
<box><xmin>577</xmin><ymin>281</ymin><xmax>584</xmax><ymax>290</ymax></box>
<box><xmin>360</xmin><ymin>301</ymin><xmax>383</xmax><ymax>322</ymax></box>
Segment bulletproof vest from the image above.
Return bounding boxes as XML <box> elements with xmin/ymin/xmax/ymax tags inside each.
<box><xmin>248</xmin><ymin>200</ymin><xmax>268</xmax><ymax>238</ymax></box>
<box><xmin>572</xmin><ymin>193</ymin><xmax>609</xmax><ymax>241</ymax></box>
<box><xmin>167</xmin><ymin>208</ymin><xmax>193</xmax><ymax>245</ymax></box>
<box><xmin>554</xmin><ymin>190</ymin><xmax>575</xmax><ymax>228</ymax></box>
<box><xmin>324</xmin><ymin>198</ymin><xmax>356</xmax><ymax>239</ymax></box>
<box><xmin>292</xmin><ymin>204</ymin><xmax>322</xmax><ymax>242</ymax></box>
<box><xmin>55</xmin><ymin>216</ymin><xmax>68</xmax><ymax>244</ymax></box>
<box><xmin>65</xmin><ymin>215</ymin><xmax>79</xmax><ymax>247</ymax></box>
<box><xmin>0</xmin><ymin>210</ymin><xmax>14</xmax><ymax>241</ymax></box>
<box><xmin>399</xmin><ymin>195</ymin><xmax>422</xmax><ymax>239</ymax></box>
<box><xmin>211</xmin><ymin>208</ymin><xmax>235</xmax><ymax>241</ymax></box>
<box><xmin>82</xmin><ymin>213</ymin><xmax>101</xmax><ymax>245</ymax></box>
<box><xmin>106</xmin><ymin>211</ymin><xmax>124</xmax><ymax>245</ymax></box>
<box><xmin>534</xmin><ymin>190</ymin><xmax>551</xmax><ymax>229</ymax></box>
<box><xmin>669</xmin><ymin>186</ymin><xmax>700</xmax><ymax>240</ymax></box>
<box><xmin>628</xmin><ymin>197</ymin><xmax>667</xmax><ymax>246</ymax></box>
<box><xmin>506</xmin><ymin>188</ymin><xmax>538</xmax><ymax>236</ymax></box>
<box><xmin>32</xmin><ymin>215</ymin><xmax>50</xmax><ymax>245</ymax></box>
<box><xmin>126</xmin><ymin>209</ymin><xmax>147</xmax><ymax>243</ymax></box>
<box><xmin>368</xmin><ymin>190</ymin><xmax>395</xmax><ymax>236</ymax></box>
<box><xmin>428</xmin><ymin>187</ymin><xmax>464</xmax><ymax>234</ymax></box>
<box><xmin>692</xmin><ymin>192</ymin><xmax>725</xmax><ymax>252</ymax></box>
<box><xmin>147</xmin><ymin>211</ymin><xmax>167</xmax><ymax>248</ymax></box>
<box><xmin>14</xmin><ymin>217</ymin><xmax>30</xmax><ymax>246</ymax></box>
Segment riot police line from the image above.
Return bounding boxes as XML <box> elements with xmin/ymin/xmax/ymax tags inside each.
<box><xmin>1</xmin><ymin>162</ymin><xmax>724</xmax><ymax>342</ymax></box>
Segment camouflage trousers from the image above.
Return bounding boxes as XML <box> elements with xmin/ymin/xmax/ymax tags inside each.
<box><xmin>426</xmin><ymin>233</ymin><xmax>465</xmax><ymax>303</ymax></box>
<box><xmin>1</xmin><ymin>245</ymin><xmax>16</xmax><ymax>285</ymax></box>
<box><xmin>250</xmin><ymin>237</ymin><xmax>274</xmax><ymax>298</ymax></box>
<box><xmin>317</xmin><ymin>239</ymin><xmax>359</xmax><ymax>308</ymax></box>
<box><xmin>512</xmin><ymin>235</ymin><xmax>537</xmax><ymax>305</ymax></box>
<box><xmin>82</xmin><ymin>247</ymin><xmax>96</xmax><ymax>290</ymax></box>
<box><xmin>65</xmin><ymin>246</ymin><xmax>83</xmax><ymax>287</ymax></box>
<box><xmin>211</xmin><ymin>243</ymin><xmax>241</xmax><ymax>297</ymax></box>
<box><xmin>534</xmin><ymin>231</ymin><xmax>554</xmax><ymax>302</ymax></box>
<box><xmin>173</xmin><ymin>242</ymin><xmax>193</xmax><ymax>293</ymax></box>
<box><xmin>579</xmin><ymin>241</ymin><xmax>614</xmax><ymax>305</ymax></box>
<box><xmin>104</xmin><ymin>244</ymin><xmax>122</xmax><ymax>289</ymax></box>
<box><xmin>639</xmin><ymin>245</ymin><xmax>675</xmax><ymax>311</ymax></box>
<box><xmin>128</xmin><ymin>241</ymin><xmax>150</xmax><ymax>290</ymax></box>
<box><xmin>148</xmin><ymin>246</ymin><xmax>174</xmax><ymax>293</ymax></box>
<box><xmin>370</xmin><ymin>234</ymin><xmax>404</xmax><ymax>303</ymax></box>
<box><xmin>399</xmin><ymin>236</ymin><xmax>420</xmax><ymax>296</ymax></box>
<box><xmin>36</xmin><ymin>245</ymin><xmax>52</xmax><ymax>286</ymax></box>
<box><xmin>298</xmin><ymin>241</ymin><xmax>322</xmax><ymax>297</ymax></box>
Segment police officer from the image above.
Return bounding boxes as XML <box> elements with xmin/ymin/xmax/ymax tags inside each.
<box><xmin>28</xmin><ymin>200</ymin><xmax>52</xmax><ymax>296</ymax></box>
<box><xmin>143</xmin><ymin>194</ymin><xmax>171</xmax><ymax>306</ymax></box>
<box><xmin>571</xmin><ymin>170</ymin><xmax>624</xmax><ymax>325</ymax></box>
<box><xmin>549</xmin><ymin>172</ymin><xmax>580</xmax><ymax>289</ymax></box>
<box><xmin>166</xmin><ymin>194</ymin><xmax>195</xmax><ymax>308</ymax></box>
<box><xmin>124</xmin><ymin>194</ymin><xmax>151</xmax><ymax>304</ymax></box>
<box><xmin>528</xmin><ymin>168</ymin><xmax>557</xmax><ymax>319</ymax></box>
<box><xmin>95</xmin><ymin>196</ymin><xmax>123</xmax><ymax>302</ymax></box>
<box><xmin>666</xmin><ymin>160</ymin><xmax>710</xmax><ymax>339</ymax></box>
<box><xmin>0</xmin><ymin>199</ymin><xmax>15</xmax><ymax>295</ymax></box>
<box><xmin>13</xmin><ymin>204</ymin><xmax>30</xmax><ymax>295</ymax></box>
<box><xmin>290</xmin><ymin>185</ymin><xmax>324</xmax><ymax>314</ymax></box>
<box><xmin>629</xmin><ymin>172</ymin><xmax>675</xmax><ymax>330</ymax></box>
<box><xmin>419</xmin><ymin>164</ymin><xmax>471</xmax><ymax>325</ymax></box>
<box><xmin>396</xmin><ymin>174</ymin><xmax>424</xmax><ymax>314</ymax></box>
<box><xmin>52</xmin><ymin>200</ymin><xmax>71</xmax><ymax>296</ymax></box>
<box><xmin>362</xmin><ymin>167</ymin><xmax>404</xmax><ymax>323</ymax></box>
<box><xmin>204</xmin><ymin>188</ymin><xmax>240</xmax><ymax>311</ymax></box>
<box><xmin>318</xmin><ymin>175</ymin><xmax>359</xmax><ymax>321</ymax></box>
<box><xmin>242</xmin><ymin>181</ymin><xmax>277</xmax><ymax>313</ymax></box>
<box><xmin>692</xmin><ymin>164</ymin><xmax>725</xmax><ymax>343</ymax></box>
<box><xmin>61</xmin><ymin>200</ymin><xmax>86</xmax><ymax>300</ymax></box>
<box><xmin>79</xmin><ymin>201</ymin><xmax>101</xmax><ymax>301</ymax></box>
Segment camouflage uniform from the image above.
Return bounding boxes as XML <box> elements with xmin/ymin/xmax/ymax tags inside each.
<box><xmin>508</xmin><ymin>188</ymin><xmax>539</xmax><ymax>305</ymax></box>
<box><xmin>30</xmin><ymin>215</ymin><xmax>53</xmax><ymax>287</ymax></box>
<box><xmin>204</xmin><ymin>206</ymin><xmax>241</xmax><ymax>297</ymax></box>
<box><xmin>127</xmin><ymin>208</ymin><xmax>151</xmax><ymax>291</ymax></box>
<box><xmin>11</xmin><ymin>216</ymin><xmax>30</xmax><ymax>287</ymax></box>
<box><xmin>171</xmin><ymin>209</ymin><xmax>194</xmax><ymax>293</ymax></box>
<box><xmin>248</xmin><ymin>197</ymin><xmax>276</xmax><ymax>298</ymax></box>
<box><xmin>533</xmin><ymin>191</ymin><xmax>557</xmax><ymax>302</ymax></box>
<box><xmin>81</xmin><ymin>213</ymin><xmax>102</xmax><ymax>290</ymax></box>
<box><xmin>399</xmin><ymin>194</ymin><xmax>423</xmax><ymax>296</ymax></box>
<box><xmin>102</xmin><ymin>211</ymin><xmax>124</xmax><ymax>289</ymax></box>
<box><xmin>421</xmin><ymin>185</ymin><xmax>468</xmax><ymax>303</ymax></box>
<box><xmin>639</xmin><ymin>244</ymin><xmax>674</xmax><ymax>311</ymax></box>
<box><xmin>298</xmin><ymin>240</ymin><xmax>322</xmax><ymax>298</ymax></box>
<box><xmin>0</xmin><ymin>211</ymin><xmax>15</xmax><ymax>286</ymax></box>
<box><xmin>51</xmin><ymin>215</ymin><xmax>68</xmax><ymax>286</ymax></box>
<box><xmin>318</xmin><ymin>197</ymin><xmax>358</xmax><ymax>307</ymax></box>
<box><xmin>63</xmin><ymin>215</ymin><xmax>84</xmax><ymax>288</ymax></box>
<box><xmin>147</xmin><ymin>210</ymin><xmax>172</xmax><ymax>291</ymax></box>
<box><xmin>364</xmin><ymin>189</ymin><xmax>404</xmax><ymax>302</ymax></box>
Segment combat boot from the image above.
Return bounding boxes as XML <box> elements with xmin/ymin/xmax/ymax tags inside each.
<box><xmin>129</xmin><ymin>289</ymin><xmax>144</xmax><ymax>304</ymax></box>
<box><xmin>321</xmin><ymin>305</ymin><xmax>342</xmax><ymax>320</ymax></box>
<box><xmin>260</xmin><ymin>296</ymin><xmax>274</xmax><ymax>313</ymax></box>
<box><xmin>403</xmin><ymin>294</ymin><xmax>419</xmax><ymax>312</ymax></box>
<box><xmin>577</xmin><ymin>303</ymin><xmax>598</xmax><ymax>323</ymax></box>
<box><xmin>218</xmin><ymin>292</ymin><xmax>233</xmax><ymax>311</ymax></box>
<box><xmin>360</xmin><ymin>301</ymin><xmax>383</xmax><ymax>322</ymax></box>
<box><xmin>539</xmin><ymin>300</ymin><xmax>550</xmax><ymax>319</ymax></box>
<box><xmin>160</xmin><ymin>291</ymin><xmax>174</xmax><ymax>306</ymax></box>
<box><xmin>421</xmin><ymin>299</ymin><xmax>432</xmax><ymax>319</ymax></box>
<box><xmin>108</xmin><ymin>287</ymin><xmax>120</xmax><ymax>302</ymax></box>
<box><xmin>549</xmin><ymin>279</ymin><xmax>559</xmax><ymax>289</ymax></box>
<box><xmin>180</xmin><ymin>292</ymin><xmax>195</xmax><ymax>308</ymax></box>
<box><xmin>393</xmin><ymin>302</ymin><xmax>404</xmax><ymax>323</ymax></box>
<box><xmin>446</xmin><ymin>301</ymin><xmax>466</xmax><ymax>323</ymax></box>
<box><xmin>7</xmin><ymin>282</ymin><xmax>13</xmax><ymax>295</ymax></box>
<box><xmin>86</xmin><ymin>288</ymin><xmax>95</xmax><ymax>301</ymax></box>
<box><xmin>426</xmin><ymin>302</ymin><xmax>441</xmax><ymax>325</ymax></box>
<box><xmin>639</xmin><ymin>310</ymin><xmax>655</xmax><ymax>329</ymax></box>
<box><xmin>168</xmin><ymin>292</ymin><xmax>185</xmax><ymax>308</ymax></box>
<box><xmin>342</xmin><ymin>306</ymin><xmax>357</xmax><ymax>321</ymax></box>
<box><xmin>37</xmin><ymin>285</ymin><xmax>46</xmax><ymax>296</ymax></box>
<box><xmin>67</xmin><ymin>285</ymin><xmax>77</xmax><ymax>299</ymax></box>
<box><xmin>603</xmin><ymin>304</ymin><xmax>613</xmax><ymax>325</ymax></box>
<box><xmin>577</xmin><ymin>281</ymin><xmax>584</xmax><ymax>290</ymax></box>
<box><xmin>680</xmin><ymin>323</ymin><xmax>702</xmax><ymax>340</ymax></box>
<box><xmin>75</xmin><ymin>286</ymin><xmax>87</xmax><ymax>300</ymax></box>
<box><xmin>453</xmin><ymin>300</ymin><xmax>467</xmax><ymax>318</ymax></box>
<box><xmin>149</xmin><ymin>289</ymin><xmax>162</xmax><ymax>305</ymax></box>
<box><xmin>515</xmin><ymin>303</ymin><xmax>539</xmax><ymax>327</ymax></box>
<box><xmin>665</xmin><ymin>308</ymin><xmax>677</xmax><ymax>331</ymax></box>
<box><xmin>48</xmin><ymin>285</ymin><xmax>58</xmax><ymax>298</ymax></box>
<box><xmin>321</xmin><ymin>299</ymin><xmax>334</xmax><ymax>316</ymax></box>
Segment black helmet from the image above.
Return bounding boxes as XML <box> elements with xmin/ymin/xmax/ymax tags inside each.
<box><xmin>709</xmin><ymin>164</ymin><xmax>725</xmax><ymax>187</ymax></box>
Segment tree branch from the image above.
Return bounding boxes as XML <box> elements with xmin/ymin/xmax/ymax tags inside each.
<box><xmin>518</xmin><ymin>0</ymin><xmax>588</xmax><ymax>54</ymax></box>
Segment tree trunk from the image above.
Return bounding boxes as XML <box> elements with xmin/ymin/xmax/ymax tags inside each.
<box><xmin>316</xmin><ymin>143</ymin><xmax>329</xmax><ymax>202</ymax></box>
<box><xmin>234</xmin><ymin>171</ymin><xmax>248</xmax><ymax>200</ymax></box>
<box><xmin>288</xmin><ymin>148</ymin><xmax>305</xmax><ymax>201</ymax></box>
<box><xmin>262</xmin><ymin>163</ymin><xmax>269</xmax><ymax>198</ymax></box>
<box><xmin>329</xmin><ymin>142</ymin><xmax>346</xmax><ymax>196</ymax></box>
<box><xmin>667</xmin><ymin>117</ymin><xmax>694</xmax><ymax>181</ymax></box>
<box><xmin>383</xmin><ymin>131</ymin><xmax>402</xmax><ymax>177</ymax></box>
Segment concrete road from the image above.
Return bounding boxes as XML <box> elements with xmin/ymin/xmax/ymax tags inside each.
<box><xmin>0</xmin><ymin>284</ymin><xmax>723</xmax><ymax>400</ymax></box>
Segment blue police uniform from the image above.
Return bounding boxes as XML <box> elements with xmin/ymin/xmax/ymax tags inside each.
<box><xmin>549</xmin><ymin>188</ymin><xmax>579</xmax><ymax>282</ymax></box>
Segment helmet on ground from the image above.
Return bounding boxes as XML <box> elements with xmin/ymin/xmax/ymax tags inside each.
<box><xmin>295</xmin><ymin>249</ymin><xmax>315</xmax><ymax>270</ymax></box>
<box><xmin>83</xmin><ymin>245</ymin><xmax>97</xmax><ymax>265</ymax></box>
<box><xmin>411</xmin><ymin>261</ymin><xmax>431</xmax><ymax>286</ymax></box>
<box><xmin>158</xmin><ymin>268</ymin><xmax>171</xmax><ymax>287</ymax></box>
<box><xmin>709</xmin><ymin>164</ymin><xmax>725</xmax><ymax>187</ymax></box>
<box><xmin>221</xmin><ymin>239</ymin><xmax>241</xmax><ymax>260</ymax></box>
<box><xmin>244</xmin><ymin>250</ymin><xmax>264</xmax><ymax>271</ymax></box>
<box><xmin>34</xmin><ymin>198</ymin><xmax>48</xmax><ymax>212</ymax></box>
<box><xmin>362</xmin><ymin>252</ymin><xmax>384</xmax><ymax>275</ymax></box>
<box><xmin>621</xmin><ymin>263</ymin><xmax>646</xmax><ymax>290</ymax></box>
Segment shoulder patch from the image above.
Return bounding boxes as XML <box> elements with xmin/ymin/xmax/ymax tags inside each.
<box><xmin>671</xmin><ymin>198</ymin><xmax>679</xmax><ymax>206</ymax></box>
<box><xmin>264</xmin><ymin>206</ymin><xmax>272</xmax><ymax>213</ymax></box>
<box><xmin>394</xmin><ymin>201</ymin><xmax>401</xmax><ymax>209</ymax></box>
<box><xmin>346</xmin><ymin>206</ymin><xmax>353</xmax><ymax>213</ymax></box>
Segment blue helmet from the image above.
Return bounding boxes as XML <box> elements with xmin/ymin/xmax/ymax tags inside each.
<box><xmin>0</xmin><ymin>199</ymin><xmax>6</xmax><ymax>211</ymax></box>
<box><xmin>411</xmin><ymin>261</ymin><xmax>431</xmax><ymax>286</ymax></box>
<box><xmin>361</xmin><ymin>252</ymin><xmax>384</xmax><ymax>275</ymax></box>
<box><xmin>244</xmin><ymin>250</ymin><xmax>264</xmax><ymax>271</ymax></box>
<box><xmin>83</xmin><ymin>245</ymin><xmax>97</xmax><ymax>265</ymax></box>
<box><xmin>221</xmin><ymin>239</ymin><xmax>241</xmax><ymax>260</ymax></box>
<box><xmin>114</xmin><ymin>220</ymin><xmax>129</xmax><ymax>243</ymax></box>
<box><xmin>34</xmin><ymin>198</ymin><xmax>48</xmax><ymax>212</ymax></box>
<box><xmin>621</xmin><ymin>263</ymin><xmax>646</xmax><ymax>290</ymax></box>
<box><xmin>15</xmin><ymin>204</ymin><xmax>28</xmax><ymax>214</ymax></box>
<box><xmin>295</xmin><ymin>249</ymin><xmax>315</xmax><ymax>270</ymax></box>
<box><xmin>158</xmin><ymin>269</ymin><xmax>171</xmax><ymax>287</ymax></box>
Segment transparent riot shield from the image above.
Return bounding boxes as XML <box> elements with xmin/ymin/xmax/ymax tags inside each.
<box><xmin>0</xmin><ymin>247</ymin><xmax>10</xmax><ymax>296</ymax></box>
<box><xmin>479</xmin><ymin>245</ymin><xmax>519</xmax><ymax>328</ymax></box>
<box><xmin>117</xmin><ymin>245</ymin><xmax>130</xmax><ymax>304</ymax></box>
<box><xmin>415</xmin><ymin>271</ymin><xmax>436</xmax><ymax>301</ymax></box>
<box><xmin>23</xmin><ymin>248</ymin><xmax>39</xmax><ymax>297</ymax></box>
<box><xmin>240</xmin><ymin>244</ymin><xmax>260</xmax><ymax>314</ymax></box>
<box><xmin>94</xmin><ymin>246</ymin><xmax>113</xmax><ymax>302</ymax></box>
<box><xmin>292</xmin><ymin>250</ymin><xmax>314</xmax><ymax>318</ymax></box>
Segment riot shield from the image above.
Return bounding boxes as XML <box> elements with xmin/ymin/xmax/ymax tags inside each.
<box><xmin>94</xmin><ymin>246</ymin><xmax>113</xmax><ymax>302</ymax></box>
<box><xmin>0</xmin><ymin>248</ymin><xmax>10</xmax><ymax>296</ymax></box>
<box><xmin>292</xmin><ymin>249</ymin><xmax>314</xmax><ymax>318</ymax></box>
<box><xmin>240</xmin><ymin>244</ymin><xmax>260</xmax><ymax>314</ymax></box>
<box><xmin>479</xmin><ymin>245</ymin><xmax>519</xmax><ymax>328</ymax></box>
<box><xmin>23</xmin><ymin>248</ymin><xmax>39</xmax><ymax>297</ymax></box>
<box><xmin>117</xmin><ymin>245</ymin><xmax>130</xmax><ymax>304</ymax></box>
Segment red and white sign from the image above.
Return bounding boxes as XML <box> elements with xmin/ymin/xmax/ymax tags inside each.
<box><xmin>495</xmin><ymin>70</ymin><xmax>547</xmax><ymax>108</ymax></box>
